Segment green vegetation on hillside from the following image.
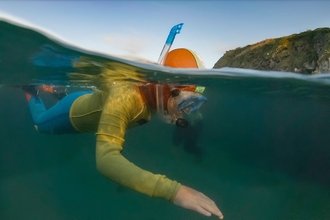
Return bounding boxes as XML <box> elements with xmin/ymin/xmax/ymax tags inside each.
<box><xmin>214</xmin><ymin>28</ymin><xmax>330</xmax><ymax>74</ymax></box>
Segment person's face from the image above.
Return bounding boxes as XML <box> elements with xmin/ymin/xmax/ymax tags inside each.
<box><xmin>167</xmin><ymin>96</ymin><xmax>183</xmax><ymax>120</ymax></box>
<box><xmin>166</xmin><ymin>90</ymin><xmax>206</xmax><ymax>125</ymax></box>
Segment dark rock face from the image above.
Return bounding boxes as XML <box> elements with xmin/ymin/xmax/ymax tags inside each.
<box><xmin>213</xmin><ymin>28</ymin><xmax>330</xmax><ymax>74</ymax></box>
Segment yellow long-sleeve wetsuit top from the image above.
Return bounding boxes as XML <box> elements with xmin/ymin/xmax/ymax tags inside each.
<box><xmin>69</xmin><ymin>82</ymin><xmax>181</xmax><ymax>202</ymax></box>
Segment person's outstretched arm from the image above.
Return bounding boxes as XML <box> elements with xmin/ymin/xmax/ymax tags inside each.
<box><xmin>96</xmin><ymin>140</ymin><xmax>223</xmax><ymax>218</ymax></box>
<box><xmin>96</xmin><ymin>140</ymin><xmax>180</xmax><ymax>201</ymax></box>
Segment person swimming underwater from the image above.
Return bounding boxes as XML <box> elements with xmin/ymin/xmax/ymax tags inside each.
<box><xmin>22</xmin><ymin>48</ymin><xmax>224</xmax><ymax>219</ymax></box>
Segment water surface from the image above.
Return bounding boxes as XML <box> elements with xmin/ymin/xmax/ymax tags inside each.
<box><xmin>1</xmin><ymin>18</ymin><xmax>330</xmax><ymax>220</ymax></box>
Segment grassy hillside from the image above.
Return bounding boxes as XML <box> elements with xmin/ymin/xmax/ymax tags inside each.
<box><xmin>214</xmin><ymin>28</ymin><xmax>330</xmax><ymax>74</ymax></box>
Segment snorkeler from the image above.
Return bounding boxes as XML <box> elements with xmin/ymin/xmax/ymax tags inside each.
<box><xmin>22</xmin><ymin>48</ymin><xmax>224</xmax><ymax>219</ymax></box>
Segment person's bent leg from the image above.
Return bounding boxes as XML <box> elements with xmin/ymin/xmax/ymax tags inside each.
<box><xmin>26</xmin><ymin>91</ymin><xmax>92</xmax><ymax>134</ymax></box>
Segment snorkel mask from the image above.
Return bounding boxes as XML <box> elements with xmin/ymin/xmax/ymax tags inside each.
<box><xmin>156</xmin><ymin>84</ymin><xmax>207</xmax><ymax>128</ymax></box>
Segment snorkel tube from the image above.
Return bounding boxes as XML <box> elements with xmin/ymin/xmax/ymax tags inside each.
<box><xmin>156</xmin><ymin>23</ymin><xmax>206</xmax><ymax>128</ymax></box>
<box><xmin>156</xmin><ymin>23</ymin><xmax>184</xmax><ymax>125</ymax></box>
<box><xmin>157</xmin><ymin>23</ymin><xmax>183</xmax><ymax>65</ymax></box>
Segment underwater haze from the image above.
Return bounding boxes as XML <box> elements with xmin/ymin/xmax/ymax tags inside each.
<box><xmin>1</xmin><ymin>19</ymin><xmax>330</xmax><ymax>220</ymax></box>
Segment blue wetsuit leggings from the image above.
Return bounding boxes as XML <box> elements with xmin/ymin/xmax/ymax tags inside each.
<box><xmin>27</xmin><ymin>91</ymin><xmax>92</xmax><ymax>134</ymax></box>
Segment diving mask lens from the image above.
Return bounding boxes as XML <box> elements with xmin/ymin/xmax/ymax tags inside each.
<box><xmin>177</xmin><ymin>95</ymin><xmax>207</xmax><ymax>114</ymax></box>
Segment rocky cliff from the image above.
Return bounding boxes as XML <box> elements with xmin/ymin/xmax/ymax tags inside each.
<box><xmin>213</xmin><ymin>28</ymin><xmax>330</xmax><ymax>74</ymax></box>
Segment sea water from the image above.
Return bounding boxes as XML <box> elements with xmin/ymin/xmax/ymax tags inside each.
<box><xmin>1</xmin><ymin>19</ymin><xmax>330</xmax><ymax>220</ymax></box>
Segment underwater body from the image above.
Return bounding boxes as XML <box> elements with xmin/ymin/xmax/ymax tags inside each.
<box><xmin>1</xmin><ymin>18</ymin><xmax>330</xmax><ymax>220</ymax></box>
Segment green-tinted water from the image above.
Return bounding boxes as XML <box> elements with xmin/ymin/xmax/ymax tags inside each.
<box><xmin>1</xmin><ymin>18</ymin><xmax>330</xmax><ymax>220</ymax></box>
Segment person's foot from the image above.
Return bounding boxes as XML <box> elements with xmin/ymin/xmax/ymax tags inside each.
<box><xmin>21</xmin><ymin>85</ymin><xmax>39</xmax><ymax>101</ymax></box>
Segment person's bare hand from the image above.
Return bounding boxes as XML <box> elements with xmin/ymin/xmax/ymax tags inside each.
<box><xmin>173</xmin><ymin>185</ymin><xmax>223</xmax><ymax>219</ymax></box>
